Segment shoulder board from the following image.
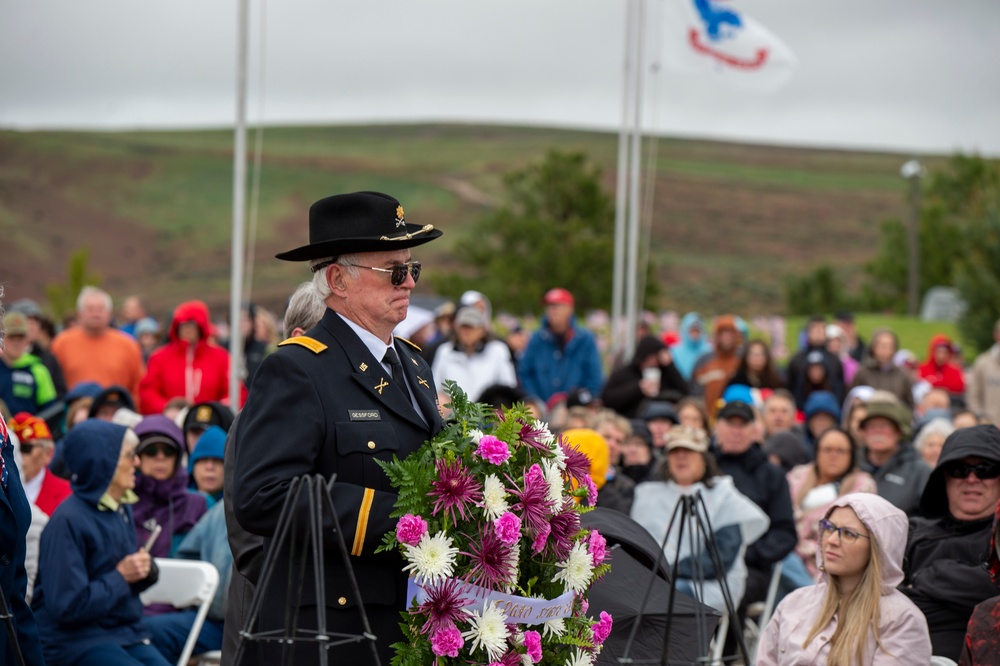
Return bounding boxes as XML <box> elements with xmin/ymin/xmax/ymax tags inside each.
<box><xmin>277</xmin><ymin>336</ymin><xmax>328</xmax><ymax>354</ymax></box>
<box><xmin>394</xmin><ymin>336</ymin><xmax>422</xmax><ymax>353</ymax></box>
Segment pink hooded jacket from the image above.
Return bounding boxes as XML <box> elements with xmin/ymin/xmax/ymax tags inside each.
<box><xmin>756</xmin><ymin>493</ymin><xmax>931</xmax><ymax>665</ymax></box>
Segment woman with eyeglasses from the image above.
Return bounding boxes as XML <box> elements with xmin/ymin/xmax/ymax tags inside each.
<box><xmin>901</xmin><ymin>424</ymin><xmax>1000</xmax><ymax>661</ymax></box>
<box><xmin>783</xmin><ymin>428</ymin><xmax>877</xmax><ymax>588</ymax></box>
<box><xmin>757</xmin><ymin>492</ymin><xmax>931</xmax><ymax>665</ymax></box>
<box><xmin>131</xmin><ymin>415</ymin><xmax>208</xmax><ymax>559</ymax></box>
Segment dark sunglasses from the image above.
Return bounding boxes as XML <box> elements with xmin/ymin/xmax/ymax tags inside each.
<box><xmin>818</xmin><ymin>518</ymin><xmax>870</xmax><ymax>544</ymax></box>
<box><xmin>943</xmin><ymin>461</ymin><xmax>1000</xmax><ymax>480</ymax></box>
<box><xmin>312</xmin><ymin>260</ymin><xmax>421</xmax><ymax>286</ymax></box>
<box><xmin>19</xmin><ymin>442</ymin><xmax>47</xmax><ymax>455</ymax></box>
<box><xmin>139</xmin><ymin>444</ymin><xmax>179</xmax><ymax>458</ymax></box>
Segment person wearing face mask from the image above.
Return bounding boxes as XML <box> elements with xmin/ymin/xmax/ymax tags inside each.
<box><xmin>901</xmin><ymin>424</ymin><xmax>1000</xmax><ymax>661</ymax></box>
<box><xmin>757</xmin><ymin>493</ymin><xmax>931</xmax><ymax>665</ymax></box>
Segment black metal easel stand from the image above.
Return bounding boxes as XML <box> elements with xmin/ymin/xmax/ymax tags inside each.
<box><xmin>232</xmin><ymin>474</ymin><xmax>380</xmax><ymax>666</ymax></box>
<box><xmin>0</xmin><ymin>582</ymin><xmax>26</xmax><ymax>666</ymax></box>
<box><xmin>619</xmin><ymin>491</ymin><xmax>750</xmax><ymax>665</ymax></box>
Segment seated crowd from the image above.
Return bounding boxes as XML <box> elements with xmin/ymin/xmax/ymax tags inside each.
<box><xmin>3</xmin><ymin>284</ymin><xmax>1000</xmax><ymax>665</ymax></box>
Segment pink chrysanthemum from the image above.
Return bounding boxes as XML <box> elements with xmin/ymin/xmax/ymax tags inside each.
<box><xmin>510</xmin><ymin>465</ymin><xmax>554</xmax><ymax>534</ymax></box>
<box><xmin>494</xmin><ymin>511</ymin><xmax>522</xmax><ymax>546</ymax></box>
<box><xmin>430</xmin><ymin>458</ymin><xmax>482</xmax><ymax>525</ymax></box>
<box><xmin>588</xmin><ymin>530</ymin><xmax>609</xmax><ymax>567</ymax></box>
<box><xmin>523</xmin><ymin>629</ymin><xmax>543</xmax><ymax>663</ymax></box>
<box><xmin>487</xmin><ymin>652</ymin><xmax>522</xmax><ymax>666</ymax></box>
<box><xmin>547</xmin><ymin>503</ymin><xmax>582</xmax><ymax>561</ymax></box>
<box><xmin>431</xmin><ymin>625</ymin><xmax>465</xmax><ymax>657</ymax></box>
<box><xmin>395</xmin><ymin>513</ymin><xmax>428</xmax><ymax>546</ymax></box>
<box><xmin>531</xmin><ymin>521</ymin><xmax>551</xmax><ymax>555</ymax></box>
<box><xmin>464</xmin><ymin>526</ymin><xmax>517</xmax><ymax>591</ymax></box>
<box><xmin>476</xmin><ymin>435</ymin><xmax>512</xmax><ymax>465</ymax></box>
<box><xmin>412</xmin><ymin>577</ymin><xmax>476</xmax><ymax>636</ymax></box>
<box><xmin>581</xmin><ymin>474</ymin><xmax>598</xmax><ymax>506</ymax></box>
<box><xmin>561</xmin><ymin>441</ymin><xmax>593</xmax><ymax>484</ymax></box>
<box><xmin>592</xmin><ymin>611</ymin><xmax>613</xmax><ymax>645</ymax></box>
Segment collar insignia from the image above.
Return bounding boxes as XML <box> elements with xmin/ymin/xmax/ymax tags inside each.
<box><xmin>359</xmin><ymin>362</ymin><xmax>368</xmax><ymax>372</ymax></box>
<box><xmin>375</xmin><ymin>378</ymin><xmax>389</xmax><ymax>395</ymax></box>
<box><xmin>417</xmin><ymin>376</ymin><xmax>429</xmax><ymax>388</ymax></box>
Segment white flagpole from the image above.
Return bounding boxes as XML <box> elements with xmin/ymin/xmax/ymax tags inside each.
<box><xmin>611</xmin><ymin>0</ymin><xmax>638</xmax><ymax>364</ymax></box>
<box><xmin>229</xmin><ymin>0</ymin><xmax>249</xmax><ymax>409</ymax></box>
<box><xmin>624</xmin><ymin>0</ymin><xmax>645</xmax><ymax>363</ymax></box>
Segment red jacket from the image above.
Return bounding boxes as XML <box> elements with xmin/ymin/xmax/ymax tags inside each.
<box><xmin>918</xmin><ymin>333</ymin><xmax>966</xmax><ymax>395</ymax></box>
<box><xmin>35</xmin><ymin>470</ymin><xmax>72</xmax><ymax>517</ymax></box>
<box><xmin>139</xmin><ymin>300</ymin><xmax>245</xmax><ymax>414</ymax></box>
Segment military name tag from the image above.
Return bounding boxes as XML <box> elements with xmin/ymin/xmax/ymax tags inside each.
<box><xmin>349</xmin><ymin>410</ymin><xmax>382</xmax><ymax>421</ymax></box>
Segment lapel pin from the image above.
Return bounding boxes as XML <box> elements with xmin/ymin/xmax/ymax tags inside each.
<box><xmin>374</xmin><ymin>378</ymin><xmax>389</xmax><ymax>395</ymax></box>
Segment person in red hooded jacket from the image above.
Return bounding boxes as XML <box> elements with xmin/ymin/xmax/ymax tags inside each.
<box><xmin>918</xmin><ymin>333</ymin><xmax>966</xmax><ymax>396</ymax></box>
<box><xmin>138</xmin><ymin>300</ymin><xmax>244</xmax><ymax>415</ymax></box>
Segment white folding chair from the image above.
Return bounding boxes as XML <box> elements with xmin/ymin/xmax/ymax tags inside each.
<box><xmin>929</xmin><ymin>657</ymin><xmax>958</xmax><ymax>666</ymax></box>
<box><xmin>140</xmin><ymin>559</ymin><xmax>220</xmax><ymax>666</ymax></box>
<box><xmin>743</xmin><ymin>560</ymin><xmax>784</xmax><ymax>663</ymax></box>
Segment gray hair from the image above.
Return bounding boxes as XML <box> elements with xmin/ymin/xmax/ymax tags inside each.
<box><xmin>913</xmin><ymin>417</ymin><xmax>955</xmax><ymax>453</ymax></box>
<box><xmin>76</xmin><ymin>285</ymin><xmax>113</xmax><ymax>313</ymax></box>
<box><xmin>310</xmin><ymin>254</ymin><xmax>362</xmax><ymax>299</ymax></box>
<box><xmin>283</xmin><ymin>282</ymin><xmax>327</xmax><ymax>338</ymax></box>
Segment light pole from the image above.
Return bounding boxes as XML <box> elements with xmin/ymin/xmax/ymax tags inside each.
<box><xmin>900</xmin><ymin>159</ymin><xmax>925</xmax><ymax>317</ymax></box>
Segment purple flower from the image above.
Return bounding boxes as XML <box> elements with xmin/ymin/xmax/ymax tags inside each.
<box><xmin>430</xmin><ymin>458</ymin><xmax>483</xmax><ymax>525</ymax></box>
<box><xmin>592</xmin><ymin>611</ymin><xmax>613</xmax><ymax>645</ymax></box>
<box><xmin>412</xmin><ymin>577</ymin><xmax>475</xmax><ymax>636</ymax></box>
<box><xmin>476</xmin><ymin>435</ymin><xmax>512</xmax><ymax>465</ymax></box>
<box><xmin>588</xmin><ymin>530</ymin><xmax>609</xmax><ymax>567</ymax></box>
<box><xmin>494</xmin><ymin>512</ymin><xmax>522</xmax><ymax>546</ymax></box>
<box><xmin>511</xmin><ymin>464</ymin><xmax>554</xmax><ymax>535</ymax></box>
<box><xmin>395</xmin><ymin>514</ymin><xmax>428</xmax><ymax>546</ymax></box>
<box><xmin>523</xmin><ymin>629</ymin><xmax>543</xmax><ymax>663</ymax></box>
<box><xmin>517</xmin><ymin>421</ymin><xmax>553</xmax><ymax>453</ymax></box>
<box><xmin>561</xmin><ymin>440</ymin><xmax>593</xmax><ymax>484</ymax></box>
<box><xmin>431</xmin><ymin>625</ymin><xmax>464</xmax><ymax>657</ymax></box>
<box><xmin>547</xmin><ymin>503</ymin><xmax>582</xmax><ymax>561</ymax></box>
<box><xmin>580</xmin><ymin>596</ymin><xmax>589</xmax><ymax>614</ymax></box>
<box><xmin>464</xmin><ymin>526</ymin><xmax>517</xmax><ymax>591</ymax></box>
<box><xmin>487</xmin><ymin>652</ymin><xmax>522</xmax><ymax>666</ymax></box>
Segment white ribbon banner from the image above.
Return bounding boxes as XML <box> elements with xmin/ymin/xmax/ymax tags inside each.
<box><xmin>406</xmin><ymin>578</ymin><xmax>575</xmax><ymax>625</ymax></box>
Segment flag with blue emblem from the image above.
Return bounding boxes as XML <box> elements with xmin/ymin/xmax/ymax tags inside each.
<box><xmin>662</xmin><ymin>0</ymin><xmax>797</xmax><ymax>92</ymax></box>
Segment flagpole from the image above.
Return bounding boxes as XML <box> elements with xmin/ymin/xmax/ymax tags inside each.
<box><xmin>611</xmin><ymin>0</ymin><xmax>638</xmax><ymax>364</ymax></box>
<box><xmin>229</xmin><ymin>0</ymin><xmax>249</xmax><ymax>409</ymax></box>
<box><xmin>624</xmin><ymin>0</ymin><xmax>645</xmax><ymax>362</ymax></box>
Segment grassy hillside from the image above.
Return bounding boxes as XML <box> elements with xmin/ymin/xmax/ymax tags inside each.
<box><xmin>0</xmin><ymin>123</ymin><xmax>942</xmax><ymax>322</ymax></box>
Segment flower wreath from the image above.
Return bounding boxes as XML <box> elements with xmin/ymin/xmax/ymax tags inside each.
<box><xmin>377</xmin><ymin>382</ymin><xmax>613</xmax><ymax>666</ymax></box>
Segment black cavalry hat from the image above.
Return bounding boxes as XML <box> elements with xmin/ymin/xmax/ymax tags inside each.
<box><xmin>275</xmin><ymin>191</ymin><xmax>443</xmax><ymax>261</ymax></box>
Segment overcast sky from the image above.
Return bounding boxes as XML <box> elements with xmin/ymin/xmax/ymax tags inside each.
<box><xmin>2</xmin><ymin>0</ymin><xmax>998</xmax><ymax>155</ymax></box>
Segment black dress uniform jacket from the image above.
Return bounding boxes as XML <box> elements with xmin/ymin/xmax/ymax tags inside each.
<box><xmin>232</xmin><ymin>309</ymin><xmax>443</xmax><ymax>665</ymax></box>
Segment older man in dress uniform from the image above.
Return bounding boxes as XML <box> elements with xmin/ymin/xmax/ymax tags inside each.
<box><xmin>231</xmin><ymin>191</ymin><xmax>444</xmax><ymax>665</ymax></box>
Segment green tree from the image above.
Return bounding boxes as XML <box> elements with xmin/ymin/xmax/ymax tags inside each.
<box><xmin>45</xmin><ymin>248</ymin><xmax>101</xmax><ymax>322</ymax></box>
<box><xmin>955</xmin><ymin>190</ymin><xmax>1000</xmax><ymax>352</ymax></box>
<box><xmin>430</xmin><ymin>150</ymin><xmax>657</xmax><ymax>313</ymax></box>
<box><xmin>784</xmin><ymin>264</ymin><xmax>852</xmax><ymax>315</ymax></box>
<box><xmin>861</xmin><ymin>154</ymin><xmax>999</xmax><ymax>313</ymax></box>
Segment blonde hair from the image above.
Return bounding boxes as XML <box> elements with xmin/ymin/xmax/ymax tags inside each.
<box><xmin>805</xmin><ymin>519</ymin><xmax>891</xmax><ymax>665</ymax></box>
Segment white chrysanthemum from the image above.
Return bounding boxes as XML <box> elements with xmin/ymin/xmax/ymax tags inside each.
<box><xmin>550</xmin><ymin>439</ymin><xmax>568</xmax><ymax>471</ymax></box>
<box><xmin>462</xmin><ymin>601</ymin><xmax>510</xmax><ymax>661</ymax></box>
<box><xmin>469</xmin><ymin>428</ymin><xmax>485</xmax><ymax>444</ymax></box>
<box><xmin>535</xmin><ymin>420</ymin><xmax>557</xmax><ymax>445</ymax></box>
<box><xmin>542</xmin><ymin>459</ymin><xmax>563</xmax><ymax>504</ymax></box>
<box><xmin>552</xmin><ymin>542</ymin><xmax>594</xmax><ymax>594</ymax></box>
<box><xmin>542</xmin><ymin>616</ymin><xmax>566</xmax><ymax>638</ymax></box>
<box><xmin>566</xmin><ymin>648</ymin><xmax>594</xmax><ymax>666</ymax></box>
<box><xmin>401</xmin><ymin>531</ymin><xmax>458</xmax><ymax>585</ymax></box>
<box><xmin>482</xmin><ymin>473</ymin><xmax>510</xmax><ymax>520</ymax></box>
<box><xmin>521</xmin><ymin>654</ymin><xmax>533</xmax><ymax>666</ymax></box>
<box><xmin>504</xmin><ymin>543</ymin><xmax>520</xmax><ymax>593</ymax></box>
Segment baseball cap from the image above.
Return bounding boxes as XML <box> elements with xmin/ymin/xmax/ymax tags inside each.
<box><xmin>665</xmin><ymin>426</ymin><xmax>709</xmax><ymax>453</ymax></box>
<box><xmin>717</xmin><ymin>400</ymin><xmax>755</xmax><ymax>422</ymax></box>
<box><xmin>2</xmin><ymin>312</ymin><xmax>29</xmax><ymax>337</ymax></box>
<box><xmin>543</xmin><ymin>288</ymin><xmax>574</xmax><ymax>307</ymax></box>
<box><xmin>454</xmin><ymin>306</ymin><xmax>487</xmax><ymax>328</ymax></box>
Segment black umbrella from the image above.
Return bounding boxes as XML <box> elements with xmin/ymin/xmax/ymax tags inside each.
<box><xmin>582</xmin><ymin>508</ymin><xmax>721</xmax><ymax>665</ymax></box>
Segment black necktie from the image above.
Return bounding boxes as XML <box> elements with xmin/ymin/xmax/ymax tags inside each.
<box><xmin>383</xmin><ymin>347</ymin><xmax>403</xmax><ymax>379</ymax></box>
